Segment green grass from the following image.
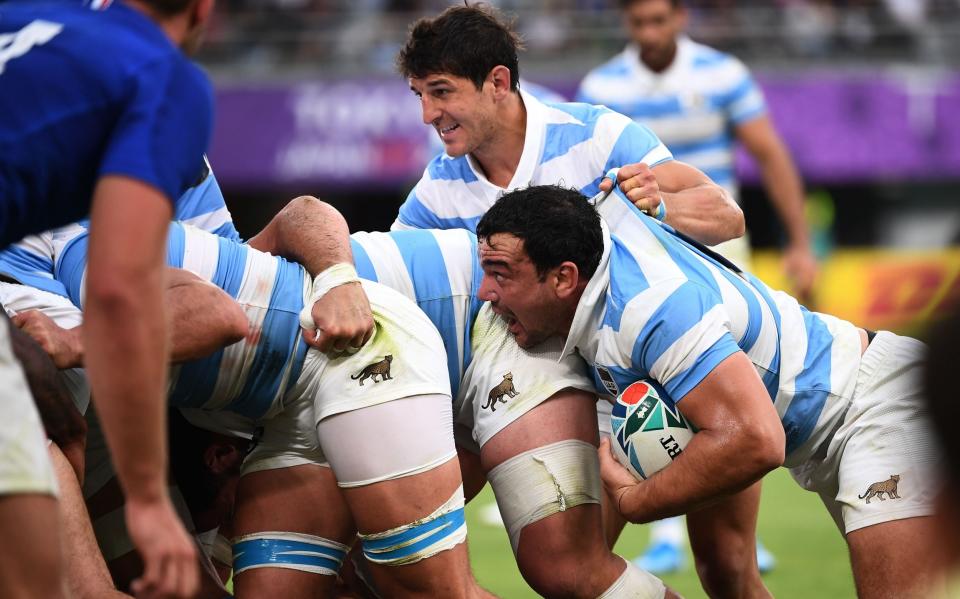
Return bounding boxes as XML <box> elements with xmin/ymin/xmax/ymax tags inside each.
<box><xmin>465</xmin><ymin>468</ymin><xmax>857</xmax><ymax>598</ymax></box>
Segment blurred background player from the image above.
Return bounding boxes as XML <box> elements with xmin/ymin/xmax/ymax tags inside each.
<box><xmin>0</xmin><ymin>0</ymin><xmax>224</xmax><ymax>596</ymax></box>
<box><xmin>577</xmin><ymin>0</ymin><xmax>820</xmax><ymax>574</ymax></box>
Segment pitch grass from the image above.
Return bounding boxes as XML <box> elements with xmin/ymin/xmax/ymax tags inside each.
<box><xmin>465</xmin><ymin>468</ymin><xmax>857</xmax><ymax>598</ymax></box>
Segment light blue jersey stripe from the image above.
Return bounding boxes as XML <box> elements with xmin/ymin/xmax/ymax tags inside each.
<box><xmin>783</xmin><ymin>308</ymin><xmax>833</xmax><ymax>454</ymax></box>
<box><xmin>351</xmin><ymin>240</ymin><xmax>378</xmax><ymax>282</ymax></box>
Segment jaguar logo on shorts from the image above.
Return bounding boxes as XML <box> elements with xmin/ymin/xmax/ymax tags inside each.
<box><xmin>858</xmin><ymin>474</ymin><xmax>902</xmax><ymax>504</ymax></box>
<box><xmin>481</xmin><ymin>372</ymin><xmax>518</xmax><ymax>412</ymax></box>
<box><xmin>351</xmin><ymin>355</ymin><xmax>393</xmax><ymax>386</ymax></box>
<box><xmin>595</xmin><ymin>365</ymin><xmax>619</xmax><ymax>396</ymax></box>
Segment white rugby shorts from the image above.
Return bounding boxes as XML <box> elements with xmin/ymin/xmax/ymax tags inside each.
<box><xmin>243</xmin><ymin>280</ymin><xmax>454</xmax><ymax>485</ymax></box>
<box><xmin>0</xmin><ymin>318</ymin><xmax>58</xmax><ymax>497</ymax></box>
<box><xmin>453</xmin><ymin>303</ymin><xmax>596</xmax><ymax>453</ymax></box>
<box><xmin>789</xmin><ymin>332</ymin><xmax>938</xmax><ymax>533</ymax></box>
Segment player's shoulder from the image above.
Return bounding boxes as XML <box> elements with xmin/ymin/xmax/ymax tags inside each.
<box><xmin>583</xmin><ymin>50</ymin><xmax>633</xmax><ymax>82</ymax></box>
<box><xmin>684</xmin><ymin>38</ymin><xmax>750</xmax><ymax>79</ymax></box>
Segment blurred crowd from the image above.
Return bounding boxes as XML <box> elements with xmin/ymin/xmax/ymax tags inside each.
<box><xmin>200</xmin><ymin>0</ymin><xmax>960</xmax><ymax>74</ymax></box>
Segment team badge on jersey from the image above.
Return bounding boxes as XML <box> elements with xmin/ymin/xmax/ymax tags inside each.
<box><xmin>482</xmin><ymin>372</ymin><xmax>518</xmax><ymax>412</ymax></box>
<box><xmin>595</xmin><ymin>365</ymin><xmax>619</xmax><ymax>396</ymax></box>
<box><xmin>351</xmin><ymin>355</ymin><xmax>393</xmax><ymax>386</ymax></box>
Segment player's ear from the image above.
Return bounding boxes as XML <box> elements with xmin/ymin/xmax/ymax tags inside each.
<box><xmin>488</xmin><ymin>65</ymin><xmax>513</xmax><ymax>99</ymax></box>
<box><xmin>193</xmin><ymin>0</ymin><xmax>215</xmax><ymax>28</ymax></box>
<box><xmin>553</xmin><ymin>262</ymin><xmax>581</xmax><ymax>299</ymax></box>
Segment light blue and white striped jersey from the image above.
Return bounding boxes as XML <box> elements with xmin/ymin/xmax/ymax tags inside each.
<box><xmin>350</xmin><ymin>229</ymin><xmax>483</xmax><ymax>399</ymax></box>
<box><xmin>0</xmin><ymin>161</ymin><xmax>239</xmax><ymax>297</ymax></box>
<box><xmin>566</xmin><ymin>189</ymin><xmax>862</xmax><ymax>465</ymax></box>
<box><xmin>393</xmin><ymin>89</ymin><xmax>673</xmax><ymax>232</ymax></box>
<box><xmin>576</xmin><ymin>37</ymin><xmax>766</xmax><ymax>199</ymax></box>
<box><xmin>55</xmin><ymin>222</ymin><xmax>308</xmax><ymax>420</ymax></box>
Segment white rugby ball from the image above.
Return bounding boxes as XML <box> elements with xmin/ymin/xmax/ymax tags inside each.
<box><xmin>610</xmin><ymin>379</ymin><xmax>694</xmax><ymax>480</ymax></box>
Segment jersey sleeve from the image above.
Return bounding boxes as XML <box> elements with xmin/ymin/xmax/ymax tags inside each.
<box><xmin>627</xmin><ymin>280</ymin><xmax>741</xmax><ymax>402</ymax></box>
<box><xmin>722</xmin><ymin>59</ymin><xmax>767</xmax><ymax>125</ymax></box>
<box><xmin>174</xmin><ymin>166</ymin><xmax>242</xmax><ymax>242</ymax></box>
<box><xmin>98</xmin><ymin>54</ymin><xmax>214</xmax><ymax>205</ymax></box>
<box><xmin>393</xmin><ymin>180</ymin><xmax>445</xmax><ymax>231</ymax></box>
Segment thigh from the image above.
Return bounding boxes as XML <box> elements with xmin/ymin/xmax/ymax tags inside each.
<box><xmin>846</xmin><ymin>516</ymin><xmax>938</xmax><ymax>599</ymax></box>
<box><xmin>0</xmin><ymin>493</ymin><xmax>64</xmax><ymax>599</ymax></box>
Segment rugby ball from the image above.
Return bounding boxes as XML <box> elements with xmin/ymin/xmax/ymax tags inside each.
<box><xmin>610</xmin><ymin>380</ymin><xmax>694</xmax><ymax>480</ymax></box>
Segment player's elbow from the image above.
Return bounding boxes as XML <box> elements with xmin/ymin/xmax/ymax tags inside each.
<box><xmin>743</xmin><ymin>422</ymin><xmax>785</xmax><ymax>476</ymax></box>
<box><xmin>694</xmin><ymin>185</ymin><xmax>744</xmax><ymax>246</ymax></box>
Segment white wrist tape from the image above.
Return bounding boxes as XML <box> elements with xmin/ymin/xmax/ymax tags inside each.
<box><xmin>298</xmin><ymin>263</ymin><xmax>360</xmax><ymax>331</ymax></box>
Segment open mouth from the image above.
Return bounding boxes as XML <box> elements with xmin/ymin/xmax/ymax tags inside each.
<box><xmin>438</xmin><ymin>123</ymin><xmax>460</xmax><ymax>139</ymax></box>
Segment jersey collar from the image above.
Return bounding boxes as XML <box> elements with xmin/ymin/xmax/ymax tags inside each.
<box><xmin>559</xmin><ymin>219</ymin><xmax>612</xmax><ymax>362</ymax></box>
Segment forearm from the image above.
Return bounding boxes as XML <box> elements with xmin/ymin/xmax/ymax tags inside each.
<box><xmin>166</xmin><ymin>270</ymin><xmax>248</xmax><ymax>362</ymax></box>
<box><xmin>758</xmin><ymin>149</ymin><xmax>810</xmax><ymax>247</ymax></box>
<box><xmin>661</xmin><ymin>183</ymin><xmax>745</xmax><ymax>246</ymax></box>
<box><xmin>619</xmin><ymin>428</ymin><xmax>779</xmax><ymax>524</ymax></box>
<box><xmin>247</xmin><ymin>196</ymin><xmax>353</xmax><ymax>276</ymax></box>
<box><xmin>84</xmin><ymin>254</ymin><xmax>169</xmax><ymax>503</ymax></box>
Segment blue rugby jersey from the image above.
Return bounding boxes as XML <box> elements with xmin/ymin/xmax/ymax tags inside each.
<box><xmin>576</xmin><ymin>36</ymin><xmax>766</xmax><ymax>199</ymax></box>
<box><xmin>350</xmin><ymin>229</ymin><xmax>483</xmax><ymax>399</ymax></box>
<box><xmin>56</xmin><ymin>222</ymin><xmax>308</xmax><ymax>420</ymax></box>
<box><xmin>566</xmin><ymin>189</ymin><xmax>862</xmax><ymax>465</ymax></box>
<box><xmin>0</xmin><ymin>163</ymin><xmax>238</xmax><ymax>297</ymax></box>
<box><xmin>0</xmin><ymin>1</ymin><xmax>213</xmax><ymax>247</ymax></box>
<box><xmin>393</xmin><ymin>90</ymin><xmax>673</xmax><ymax>232</ymax></box>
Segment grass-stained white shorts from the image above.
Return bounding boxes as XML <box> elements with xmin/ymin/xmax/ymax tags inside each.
<box><xmin>789</xmin><ymin>332</ymin><xmax>938</xmax><ymax>534</ymax></box>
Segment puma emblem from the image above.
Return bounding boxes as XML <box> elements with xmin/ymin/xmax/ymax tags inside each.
<box><xmin>858</xmin><ymin>474</ymin><xmax>901</xmax><ymax>504</ymax></box>
<box><xmin>482</xmin><ymin>372</ymin><xmax>518</xmax><ymax>412</ymax></box>
<box><xmin>351</xmin><ymin>355</ymin><xmax>393</xmax><ymax>386</ymax></box>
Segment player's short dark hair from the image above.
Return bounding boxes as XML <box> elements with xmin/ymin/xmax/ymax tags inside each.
<box><xmin>476</xmin><ymin>185</ymin><xmax>603</xmax><ymax>280</ymax></box>
<box><xmin>618</xmin><ymin>0</ymin><xmax>683</xmax><ymax>9</ymax></box>
<box><xmin>142</xmin><ymin>0</ymin><xmax>196</xmax><ymax>17</ymax></box>
<box><xmin>396</xmin><ymin>4</ymin><xmax>523</xmax><ymax>92</ymax></box>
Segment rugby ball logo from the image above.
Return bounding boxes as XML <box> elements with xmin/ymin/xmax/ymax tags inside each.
<box><xmin>610</xmin><ymin>380</ymin><xmax>694</xmax><ymax>480</ymax></box>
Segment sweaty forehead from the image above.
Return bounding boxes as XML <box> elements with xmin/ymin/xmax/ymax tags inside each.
<box><xmin>410</xmin><ymin>73</ymin><xmax>470</xmax><ymax>89</ymax></box>
<box><xmin>479</xmin><ymin>233</ymin><xmax>528</xmax><ymax>266</ymax></box>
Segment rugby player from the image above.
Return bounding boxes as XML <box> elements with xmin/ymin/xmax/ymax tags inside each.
<box><xmin>22</xmin><ymin>204</ymin><xmax>494</xmax><ymax>599</ymax></box>
<box><xmin>576</xmin><ymin>0</ymin><xmax>815</xmax><ymax>575</ymax></box>
<box><xmin>475</xmin><ymin>182</ymin><xmax>940</xmax><ymax>599</ymax></box>
<box><xmin>391</xmin><ymin>6</ymin><xmax>745</xmax><ymax>597</ymax></box>
<box><xmin>0</xmin><ymin>0</ymin><xmax>228</xmax><ymax>594</ymax></box>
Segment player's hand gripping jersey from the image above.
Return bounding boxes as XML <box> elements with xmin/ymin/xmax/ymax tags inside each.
<box><xmin>0</xmin><ymin>1</ymin><xmax>213</xmax><ymax>245</ymax></box>
<box><xmin>576</xmin><ymin>186</ymin><xmax>862</xmax><ymax>465</ymax></box>
<box><xmin>393</xmin><ymin>90</ymin><xmax>673</xmax><ymax>232</ymax></box>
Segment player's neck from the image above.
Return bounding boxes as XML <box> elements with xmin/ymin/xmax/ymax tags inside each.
<box><xmin>639</xmin><ymin>42</ymin><xmax>678</xmax><ymax>74</ymax></box>
<box><xmin>124</xmin><ymin>0</ymin><xmax>191</xmax><ymax>47</ymax></box>
<box><xmin>471</xmin><ymin>91</ymin><xmax>527</xmax><ymax>189</ymax></box>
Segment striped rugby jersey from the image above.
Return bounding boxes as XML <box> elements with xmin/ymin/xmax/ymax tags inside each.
<box><xmin>350</xmin><ymin>229</ymin><xmax>483</xmax><ymax>399</ymax></box>
<box><xmin>576</xmin><ymin>36</ymin><xmax>766</xmax><ymax>200</ymax></box>
<box><xmin>0</xmin><ymin>162</ymin><xmax>239</xmax><ymax>297</ymax></box>
<box><xmin>56</xmin><ymin>222</ymin><xmax>308</xmax><ymax>420</ymax></box>
<box><xmin>392</xmin><ymin>89</ymin><xmax>673</xmax><ymax>233</ymax></box>
<box><xmin>567</xmin><ymin>188</ymin><xmax>861</xmax><ymax>465</ymax></box>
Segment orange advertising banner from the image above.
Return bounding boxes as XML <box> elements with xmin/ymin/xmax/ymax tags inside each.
<box><xmin>752</xmin><ymin>249</ymin><xmax>960</xmax><ymax>336</ymax></box>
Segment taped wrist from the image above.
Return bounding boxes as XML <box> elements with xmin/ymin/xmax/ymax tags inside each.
<box><xmin>298</xmin><ymin>263</ymin><xmax>360</xmax><ymax>331</ymax></box>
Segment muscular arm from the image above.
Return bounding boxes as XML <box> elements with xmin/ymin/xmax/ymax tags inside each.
<box><xmin>602</xmin><ymin>161</ymin><xmax>745</xmax><ymax>246</ymax></box>
<box><xmin>736</xmin><ymin>116</ymin><xmax>817</xmax><ymax>298</ymax></box>
<box><xmin>248</xmin><ymin>195</ymin><xmax>374</xmax><ymax>353</ymax></box>
<box><xmin>84</xmin><ymin>176</ymin><xmax>172</xmax><ymax>505</ymax></box>
<box><xmin>601</xmin><ymin>352</ymin><xmax>784</xmax><ymax>523</ymax></box>
<box><xmin>15</xmin><ymin>268</ymin><xmax>248</xmax><ymax>368</ymax></box>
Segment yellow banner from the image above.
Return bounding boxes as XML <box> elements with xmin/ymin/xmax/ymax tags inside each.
<box><xmin>752</xmin><ymin>249</ymin><xmax>960</xmax><ymax>335</ymax></box>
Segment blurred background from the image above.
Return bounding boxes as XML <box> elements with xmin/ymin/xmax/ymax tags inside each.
<box><xmin>196</xmin><ymin>3</ymin><xmax>959</xmax><ymax>595</ymax></box>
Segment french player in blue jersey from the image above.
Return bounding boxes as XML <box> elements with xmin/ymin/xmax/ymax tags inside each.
<box><xmin>0</xmin><ymin>0</ymin><xmax>226</xmax><ymax>595</ymax></box>
<box><xmin>476</xmin><ymin>183</ymin><xmax>940</xmax><ymax>599</ymax></box>
<box><xmin>577</xmin><ymin>0</ymin><xmax>817</xmax><ymax>300</ymax></box>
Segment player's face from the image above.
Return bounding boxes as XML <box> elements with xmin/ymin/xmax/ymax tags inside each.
<box><xmin>409</xmin><ymin>73</ymin><xmax>498</xmax><ymax>158</ymax></box>
<box><xmin>478</xmin><ymin>233</ymin><xmax>559</xmax><ymax>348</ymax></box>
<box><xmin>623</xmin><ymin>0</ymin><xmax>686</xmax><ymax>62</ymax></box>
